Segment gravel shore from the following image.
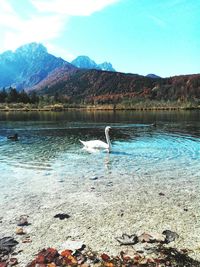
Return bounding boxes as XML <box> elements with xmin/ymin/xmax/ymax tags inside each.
<box><xmin>0</xmin><ymin>169</ymin><xmax>200</xmax><ymax>266</ymax></box>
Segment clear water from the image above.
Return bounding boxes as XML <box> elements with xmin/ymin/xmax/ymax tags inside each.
<box><xmin>0</xmin><ymin>110</ymin><xmax>200</xmax><ymax>198</ymax></box>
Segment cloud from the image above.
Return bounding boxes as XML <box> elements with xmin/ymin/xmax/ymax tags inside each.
<box><xmin>45</xmin><ymin>43</ymin><xmax>75</xmax><ymax>61</ymax></box>
<box><xmin>0</xmin><ymin>0</ymin><xmax>68</xmax><ymax>51</ymax></box>
<box><xmin>3</xmin><ymin>15</ymin><xmax>67</xmax><ymax>51</ymax></box>
<box><xmin>0</xmin><ymin>0</ymin><xmax>119</xmax><ymax>53</ymax></box>
<box><xmin>31</xmin><ymin>0</ymin><xmax>119</xmax><ymax>16</ymax></box>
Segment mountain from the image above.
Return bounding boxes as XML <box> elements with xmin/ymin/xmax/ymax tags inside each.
<box><xmin>0</xmin><ymin>43</ymin><xmax>199</xmax><ymax>106</ymax></box>
<box><xmin>146</xmin><ymin>74</ymin><xmax>161</xmax><ymax>78</ymax></box>
<box><xmin>98</xmin><ymin>62</ymin><xmax>116</xmax><ymax>72</ymax></box>
<box><xmin>71</xmin><ymin>56</ymin><xmax>116</xmax><ymax>71</ymax></box>
<box><xmin>0</xmin><ymin>42</ymin><xmax>76</xmax><ymax>90</ymax></box>
<box><xmin>31</xmin><ymin>67</ymin><xmax>200</xmax><ymax>104</ymax></box>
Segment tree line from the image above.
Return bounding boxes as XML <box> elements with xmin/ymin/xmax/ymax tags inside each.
<box><xmin>0</xmin><ymin>87</ymin><xmax>72</xmax><ymax>105</ymax></box>
<box><xmin>0</xmin><ymin>87</ymin><xmax>39</xmax><ymax>104</ymax></box>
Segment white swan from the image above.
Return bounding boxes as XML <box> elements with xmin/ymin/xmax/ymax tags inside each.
<box><xmin>80</xmin><ymin>126</ymin><xmax>112</xmax><ymax>152</ymax></box>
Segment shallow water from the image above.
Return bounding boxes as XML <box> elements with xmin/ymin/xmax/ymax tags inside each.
<box><xmin>0</xmin><ymin>110</ymin><xmax>199</xmax><ymax>201</ymax></box>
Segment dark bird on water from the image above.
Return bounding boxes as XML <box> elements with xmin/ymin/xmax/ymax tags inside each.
<box><xmin>7</xmin><ymin>133</ymin><xmax>19</xmax><ymax>141</ymax></box>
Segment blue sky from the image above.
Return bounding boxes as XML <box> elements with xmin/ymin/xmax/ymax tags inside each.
<box><xmin>0</xmin><ymin>0</ymin><xmax>199</xmax><ymax>77</ymax></box>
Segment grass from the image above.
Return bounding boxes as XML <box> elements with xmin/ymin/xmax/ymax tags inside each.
<box><xmin>0</xmin><ymin>100</ymin><xmax>199</xmax><ymax>111</ymax></box>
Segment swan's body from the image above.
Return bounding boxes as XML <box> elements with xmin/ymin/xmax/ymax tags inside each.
<box><xmin>80</xmin><ymin>126</ymin><xmax>111</xmax><ymax>152</ymax></box>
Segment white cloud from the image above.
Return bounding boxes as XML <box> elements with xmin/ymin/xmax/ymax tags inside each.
<box><xmin>3</xmin><ymin>15</ymin><xmax>67</xmax><ymax>51</ymax></box>
<box><xmin>0</xmin><ymin>0</ymin><xmax>119</xmax><ymax>53</ymax></box>
<box><xmin>0</xmin><ymin>0</ymin><xmax>14</xmax><ymax>13</ymax></box>
<box><xmin>0</xmin><ymin>0</ymin><xmax>67</xmax><ymax>52</ymax></box>
<box><xmin>31</xmin><ymin>0</ymin><xmax>119</xmax><ymax>16</ymax></box>
<box><xmin>45</xmin><ymin>43</ymin><xmax>75</xmax><ymax>61</ymax></box>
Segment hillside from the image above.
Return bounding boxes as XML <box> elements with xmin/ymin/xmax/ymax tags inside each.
<box><xmin>0</xmin><ymin>43</ymin><xmax>199</xmax><ymax>107</ymax></box>
<box><xmin>31</xmin><ymin>68</ymin><xmax>200</xmax><ymax>105</ymax></box>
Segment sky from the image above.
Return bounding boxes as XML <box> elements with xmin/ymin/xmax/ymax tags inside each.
<box><xmin>0</xmin><ymin>0</ymin><xmax>199</xmax><ymax>77</ymax></box>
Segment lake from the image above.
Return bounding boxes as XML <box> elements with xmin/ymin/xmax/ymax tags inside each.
<box><xmin>0</xmin><ymin>110</ymin><xmax>200</xmax><ymax>264</ymax></box>
<box><xmin>0</xmin><ymin>110</ymin><xmax>199</xmax><ymax>184</ymax></box>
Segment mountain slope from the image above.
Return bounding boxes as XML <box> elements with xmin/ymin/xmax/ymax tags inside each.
<box><xmin>71</xmin><ymin>56</ymin><xmax>116</xmax><ymax>71</ymax></box>
<box><xmin>0</xmin><ymin>43</ymin><xmax>76</xmax><ymax>90</ymax></box>
<box><xmin>31</xmin><ymin>67</ymin><xmax>200</xmax><ymax>104</ymax></box>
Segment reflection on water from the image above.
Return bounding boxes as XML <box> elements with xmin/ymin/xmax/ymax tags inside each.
<box><xmin>0</xmin><ymin>110</ymin><xmax>199</xmax><ymax>189</ymax></box>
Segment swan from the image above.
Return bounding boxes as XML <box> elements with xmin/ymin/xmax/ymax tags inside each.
<box><xmin>80</xmin><ymin>126</ymin><xmax>112</xmax><ymax>152</ymax></box>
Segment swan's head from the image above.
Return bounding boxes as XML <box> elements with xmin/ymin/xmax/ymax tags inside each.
<box><xmin>105</xmin><ymin>126</ymin><xmax>111</xmax><ymax>132</ymax></box>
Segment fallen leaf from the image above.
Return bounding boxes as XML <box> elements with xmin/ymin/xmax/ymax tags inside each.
<box><xmin>101</xmin><ymin>253</ymin><xmax>110</xmax><ymax>261</ymax></box>
<box><xmin>138</xmin><ymin>233</ymin><xmax>154</xmax><ymax>243</ymax></box>
<box><xmin>116</xmin><ymin>234</ymin><xmax>138</xmax><ymax>245</ymax></box>
<box><xmin>61</xmin><ymin>249</ymin><xmax>72</xmax><ymax>257</ymax></box>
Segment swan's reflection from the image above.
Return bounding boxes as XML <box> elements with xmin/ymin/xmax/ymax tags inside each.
<box><xmin>82</xmin><ymin>147</ymin><xmax>101</xmax><ymax>153</ymax></box>
<box><xmin>81</xmin><ymin>146</ymin><xmax>112</xmax><ymax>171</ymax></box>
<box><xmin>104</xmin><ymin>153</ymin><xmax>111</xmax><ymax>170</ymax></box>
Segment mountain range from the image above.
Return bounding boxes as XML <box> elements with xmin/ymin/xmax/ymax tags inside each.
<box><xmin>0</xmin><ymin>43</ymin><xmax>75</xmax><ymax>90</ymax></box>
<box><xmin>0</xmin><ymin>42</ymin><xmax>199</xmax><ymax>104</ymax></box>
<box><xmin>71</xmin><ymin>56</ymin><xmax>115</xmax><ymax>71</ymax></box>
<box><xmin>0</xmin><ymin>43</ymin><xmax>115</xmax><ymax>90</ymax></box>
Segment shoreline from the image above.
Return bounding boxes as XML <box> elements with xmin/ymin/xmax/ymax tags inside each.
<box><xmin>1</xmin><ymin>170</ymin><xmax>200</xmax><ymax>266</ymax></box>
<box><xmin>0</xmin><ymin>106</ymin><xmax>199</xmax><ymax>112</ymax></box>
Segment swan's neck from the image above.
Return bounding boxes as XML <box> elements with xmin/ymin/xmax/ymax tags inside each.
<box><xmin>105</xmin><ymin>129</ymin><xmax>111</xmax><ymax>152</ymax></box>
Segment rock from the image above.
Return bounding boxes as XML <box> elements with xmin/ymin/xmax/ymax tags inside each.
<box><xmin>107</xmin><ymin>182</ymin><xmax>113</xmax><ymax>187</ymax></box>
<box><xmin>90</xmin><ymin>176</ymin><xmax>98</xmax><ymax>180</ymax></box>
<box><xmin>118</xmin><ymin>209</ymin><xmax>124</xmax><ymax>217</ymax></box>
<box><xmin>16</xmin><ymin>215</ymin><xmax>29</xmax><ymax>226</ymax></box>
<box><xmin>15</xmin><ymin>227</ymin><xmax>26</xmax><ymax>235</ymax></box>
<box><xmin>162</xmin><ymin>230</ymin><xmax>179</xmax><ymax>243</ymax></box>
<box><xmin>54</xmin><ymin>213</ymin><xmax>70</xmax><ymax>220</ymax></box>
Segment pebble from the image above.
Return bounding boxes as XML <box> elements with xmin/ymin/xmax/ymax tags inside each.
<box><xmin>162</xmin><ymin>230</ymin><xmax>179</xmax><ymax>243</ymax></box>
<box><xmin>16</xmin><ymin>216</ymin><xmax>29</xmax><ymax>226</ymax></box>
<box><xmin>54</xmin><ymin>213</ymin><xmax>70</xmax><ymax>220</ymax></box>
<box><xmin>106</xmin><ymin>182</ymin><xmax>113</xmax><ymax>187</ymax></box>
<box><xmin>90</xmin><ymin>176</ymin><xmax>98</xmax><ymax>180</ymax></box>
<box><xmin>15</xmin><ymin>227</ymin><xmax>26</xmax><ymax>235</ymax></box>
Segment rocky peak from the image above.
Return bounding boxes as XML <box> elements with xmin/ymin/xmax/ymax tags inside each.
<box><xmin>0</xmin><ymin>42</ymin><xmax>75</xmax><ymax>90</ymax></box>
<box><xmin>15</xmin><ymin>42</ymin><xmax>47</xmax><ymax>56</ymax></box>
<box><xmin>71</xmin><ymin>56</ymin><xmax>100</xmax><ymax>69</ymax></box>
<box><xmin>98</xmin><ymin>62</ymin><xmax>115</xmax><ymax>72</ymax></box>
<box><xmin>71</xmin><ymin>56</ymin><xmax>115</xmax><ymax>71</ymax></box>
